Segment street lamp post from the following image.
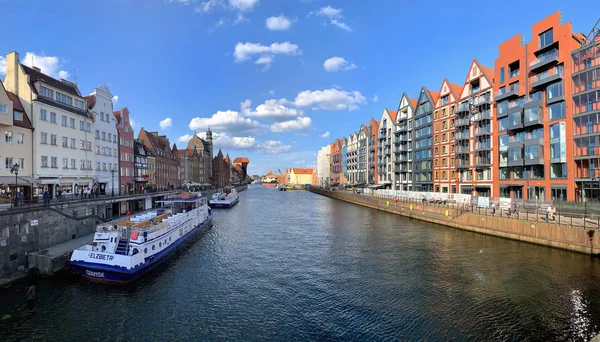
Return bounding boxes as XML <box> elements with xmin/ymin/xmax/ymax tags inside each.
<box><xmin>111</xmin><ymin>169</ymin><xmax>115</xmax><ymax>197</ymax></box>
<box><xmin>10</xmin><ymin>163</ymin><xmax>19</xmax><ymax>208</ymax></box>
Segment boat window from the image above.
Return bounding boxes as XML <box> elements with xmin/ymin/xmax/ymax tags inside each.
<box><xmin>169</xmin><ymin>237</ymin><xmax>172</xmax><ymax>242</ymax></box>
<box><xmin>145</xmin><ymin>248</ymin><xmax>148</xmax><ymax>254</ymax></box>
<box><xmin>152</xmin><ymin>245</ymin><xmax>155</xmax><ymax>251</ymax></box>
<box><xmin>159</xmin><ymin>242</ymin><xmax>162</xmax><ymax>248</ymax></box>
<box><xmin>164</xmin><ymin>239</ymin><xmax>167</xmax><ymax>245</ymax></box>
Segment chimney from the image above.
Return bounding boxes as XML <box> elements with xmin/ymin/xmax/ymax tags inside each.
<box><xmin>5</xmin><ymin>52</ymin><xmax>20</xmax><ymax>94</ymax></box>
<box><xmin>33</xmin><ymin>66</ymin><xmax>41</xmax><ymax>72</ymax></box>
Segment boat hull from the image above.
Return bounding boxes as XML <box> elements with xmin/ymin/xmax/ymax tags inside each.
<box><xmin>209</xmin><ymin>197</ymin><xmax>239</xmax><ymax>208</ymax></box>
<box><xmin>261</xmin><ymin>183</ymin><xmax>277</xmax><ymax>187</ymax></box>
<box><xmin>69</xmin><ymin>215</ymin><xmax>212</xmax><ymax>284</ymax></box>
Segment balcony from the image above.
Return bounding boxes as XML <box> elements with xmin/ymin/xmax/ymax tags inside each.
<box><xmin>394</xmin><ymin>145</ymin><xmax>408</xmax><ymax>153</ymax></box>
<box><xmin>495</xmin><ymin>84</ymin><xmax>520</xmax><ymax>101</ymax></box>
<box><xmin>475</xmin><ymin>158</ymin><xmax>492</xmax><ymax>168</ymax></box>
<box><xmin>396</xmin><ymin>124</ymin><xmax>407</xmax><ymax>132</ymax></box>
<box><xmin>473</xmin><ymin>111</ymin><xmax>492</xmax><ymax>122</ymax></box>
<box><xmin>523</xmin><ymin>96</ymin><xmax>543</xmax><ymax>111</ymax></box>
<box><xmin>394</xmin><ymin>135</ymin><xmax>408</xmax><ymax>143</ymax></box>
<box><xmin>455</xmin><ymin>144</ymin><xmax>470</xmax><ymax>154</ymax></box>
<box><xmin>523</xmin><ymin>106</ymin><xmax>543</xmax><ymax>127</ymax></box>
<box><xmin>530</xmin><ymin>68</ymin><xmax>564</xmax><ymax>89</ymax></box>
<box><xmin>455</xmin><ymin>159</ymin><xmax>470</xmax><ymax>168</ymax></box>
<box><xmin>457</xmin><ymin>117</ymin><xmax>470</xmax><ymax>127</ymax></box>
<box><xmin>530</xmin><ymin>49</ymin><xmax>559</xmax><ymax>71</ymax></box>
<box><xmin>473</xmin><ymin>94</ymin><xmax>492</xmax><ymax>106</ymax></box>
<box><xmin>474</xmin><ymin>127</ymin><xmax>491</xmax><ymax>136</ymax></box>
<box><xmin>524</xmin><ymin>145</ymin><xmax>544</xmax><ymax>166</ymax></box>
<box><xmin>474</xmin><ymin>142</ymin><xmax>491</xmax><ymax>151</ymax></box>
<box><xmin>394</xmin><ymin>165</ymin><xmax>408</xmax><ymax>172</ymax></box>
<box><xmin>456</xmin><ymin>132</ymin><xmax>470</xmax><ymax>141</ymax></box>
<box><xmin>456</xmin><ymin>103</ymin><xmax>470</xmax><ymax>114</ymax></box>
<box><xmin>397</xmin><ymin>155</ymin><xmax>408</xmax><ymax>162</ymax></box>
<box><xmin>507</xmin><ymin>112</ymin><xmax>523</xmax><ymax>131</ymax></box>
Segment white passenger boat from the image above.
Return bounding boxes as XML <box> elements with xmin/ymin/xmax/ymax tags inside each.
<box><xmin>208</xmin><ymin>187</ymin><xmax>239</xmax><ymax>208</ymax></box>
<box><xmin>69</xmin><ymin>193</ymin><xmax>212</xmax><ymax>283</ymax></box>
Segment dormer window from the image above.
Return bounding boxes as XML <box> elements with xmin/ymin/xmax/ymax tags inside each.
<box><xmin>40</xmin><ymin>86</ymin><xmax>54</xmax><ymax>99</ymax></box>
<box><xmin>56</xmin><ymin>92</ymin><xmax>73</xmax><ymax>106</ymax></box>
<box><xmin>13</xmin><ymin>111</ymin><xmax>22</xmax><ymax>121</ymax></box>
<box><xmin>74</xmin><ymin>99</ymin><xmax>85</xmax><ymax>110</ymax></box>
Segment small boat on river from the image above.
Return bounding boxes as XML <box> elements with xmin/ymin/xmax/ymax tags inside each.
<box><xmin>209</xmin><ymin>187</ymin><xmax>239</xmax><ymax>208</ymax></box>
<box><xmin>69</xmin><ymin>193</ymin><xmax>212</xmax><ymax>283</ymax></box>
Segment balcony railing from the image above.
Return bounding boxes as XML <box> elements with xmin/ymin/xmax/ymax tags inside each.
<box><xmin>495</xmin><ymin>84</ymin><xmax>519</xmax><ymax>100</ymax></box>
<box><xmin>472</xmin><ymin>94</ymin><xmax>491</xmax><ymax>106</ymax></box>
<box><xmin>457</xmin><ymin>103</ymin><xmax>470</xmax><ymax>113</ymax></box>
<box><xmin>456</xmin><ymin>132</ymin><xmax>470</xmax><ymax>140</ymax></box>
<box><xmin>530</xmin><ymin>49</ymin><xmax>559</xmax><ymax>70</ymax></box>
<box><xmin>474</xmin><ymin>143</ymin><xmax>491</xmax><ymax>151</ymax></box>
<box><xmin>530</xmin><ymin>68</ymin><xmax>564</xmax><ymax>88</ymax></box>
<box><xmin>474</xmin><ymin>127</ymin><xmax>491</xmax><ymax>136</ymax></box>
<box><xmin>456</xmin><ymin>145</ymin><xmax>470</xmax><ymax>154</ymax></box>
<box><xmin>473</xmin><ymin>111</ymin><xmax>492</xmax><ymax>121</ymax></box>
<box><xmin>508</xmin><ymin>69</ymin><xmax>520</xmax><ymax>78</ymax></box>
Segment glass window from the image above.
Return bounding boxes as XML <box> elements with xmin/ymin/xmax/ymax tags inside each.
<box><xmin>547</xmin><ymin>81</ymin><xmax>563</xmax><ymax>99</ymax></box>
<box><xmin>16</xmin><ymin>133</ymin><xmax>24</xmax><ymax>145</ymax></box>
<box><xmin>41</xmin><ymin>156</ymin><xmax>48</xmax><ymax>167</ymax></box>
<box><xmin>500</xmin><ymin>67</ymin><xmax>505</xmax><ymax>84</ymax></box>
<box><xmin>61</xmin><ymin>115</ymin><xmax>67</xmax><ymax>126</ymax></box>
<box><xmin>13</xmin><ymin>111</ymin><xmax>22</xmax><ymax>121</ymax></box>
<box><xmin>50</xmin><ymin>112</ymin><xmax>56</xmax><ymax>123</ymax></box>
<box><xmin>74</xmin><ymin>99</ymin><xmax>85</xmax><ymax>109</ymax></box>
<box><xmin>508</xmin><ymin>147</ymin><xmax>522</xmax><ymax>162</ymax></box>
<box><xmin>56</xmin><ymin>92</ymin><xmax>73</xmax><ymax>106</ymax></box>
<box><xmin>70</xmin><ymin>118</ymin><xmax>75</xmax><ymax>128</ymax></box>
<box><xmin>514</xmin><ymin>167</ymin><xmax>524</xmax><ymax>179</ymax></box>
<box><xmin>39</xmin><ymin>86</ymin><xmax>54</xmax><ymax>99</ymax></box>
<box><xmin>524</xmin><ymin>106</ymin><xmax>541</xmax><ymax>124</ymax></box>
<box><xmin>40</xmin><ymin>109</ymin><xmax>47</xmax><ymax>121</ymax></box>
<box><xmin>524</xmin><ymin>145</ymin><xmax>541</xmax><ymax>160</ymax></box>
<box><xmin>548</xmin><ymin>101</ymin><xmax>565</xmax><ymax>121</ymax></box>
<box><xmin>539</xmin><ymin>28</ymin><xmax>553</xmax><ymax>49</ymax></box>
<box><xmin>4</xmin><ymin>132</ymin><xmax>12</xmax><ymax>144</ymax></box>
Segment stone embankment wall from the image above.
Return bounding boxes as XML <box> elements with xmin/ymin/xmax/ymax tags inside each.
<box><xmin>309</xmin><ymin>188</ymin><xmax>600</xmax><ymax>255</ymax></box>
<box><xmin>0</xmin><ymin>207</ymin><xmax>97</xmax><ymax>278</ymax></box>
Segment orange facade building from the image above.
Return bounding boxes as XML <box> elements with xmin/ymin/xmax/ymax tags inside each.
<box><xmin>494</xmin><ymin>11</ymin><xmax>583</xmax><ymax>201</ymax></box>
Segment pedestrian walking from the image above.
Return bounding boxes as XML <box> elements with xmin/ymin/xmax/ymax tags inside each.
<box><xmin>19</xmin><ymin>192</ymin><xmax>24</xmax><ymax>205</ymax></box>
<box><xmin>545</xmin><ymin>205</ymin><xmax>551</xmax><ymax>222</ymax></box>
<box><xmin>492</xmin><ymin>203</ymin><xmax>496</xmax><ymax>216</ymax></box>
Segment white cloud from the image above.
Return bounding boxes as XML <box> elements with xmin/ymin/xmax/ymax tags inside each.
<box><xmin>323</xmin><ymin>56</ymin><xmax>356</xmax><ymax>72</ymax></box>
<box><xmin>130</xmin><ymin>118</ymin><xmax>138</xmax><ymax>130</ymax></box>
<box><xmin>169</xmin><ymin>0</ymin><xmax>190</xmax><ymax>4</ymax></box>
<box><xmin>266</xmin><ymin>15</ymin><xmax>292</xmax><ymax>31</ymax></box>
<box><xmin>319</xmin><ymin>131</ymin><xmax>330</xmax><ymax>138</ymax></box>
<box><xmin>22</xmin><ymin>52</ymin><xmax>70</xmax><ymax>79</ymax></box>
<box><xmin>269</xmin><ymin>90</ymin><xmax>275</xmax><ymax>95</ymax></box>
<box><xmin>294</xmin><ymin>88</ymin><xmax>367</xmax><ymax>111</ymax></box>
<box><xmin>178</xmin><ymin>134</ymin><xmax>193</xmax><ymax>144</ymax></box>
<box><xmin>372</xmin><ymin>95</ymin><xmax>378</xmax><ymax>102</ymax></box>
<box><xmin>331</xmin><ymin>19</ymin><xmax>352</xmax><ymax>32</ymax></box>
<box><xmin>159</xmin><ymin>118</ymin><xmax>173</xmax><ymax>130</ymax></box>
<box><xmin>310</xmin><ymin>6</ymin><xmax>352</xmax><ymax>32</ymax></box>
<box><xmin>229</xmin><ymin>0</ymin><xmax>259</xmax><ymax>11</ymax></box>
<box><xmin>112</xmin><ymin>95</ymin><xmax>119</xmax><ymax>104</ymax></box>
<box><xmin>270</xmin><ymin>117</ymin><xmax>312</xmax><ymax>133</ymax></box>
<box><xmin>234</xmin><ymin>41</ymin><xmax>300</xmax><ymax>69</ymax></box>
<box><xmin>189</xmin><ymin>110</ymin><xmax>261</xmax><ymax>134</ymax></box>
<box><xmin>240</xmin><ymin>99</ymin><xmax>252</xmax><ymax>111</ymax></box>
<box><xmin>196</xmin><ymin>0</ymin><xmax>222</xmax><ymax>12</ymax></box>
<box><xmin>244</xmin><ymin>99</ymin><xmax>303</xmax><ymax>121</ymax></box>
<box><xmin>313</xmin><ymin>6</ymin><xmax>342</xmax><ymax>18</ymax></box>
<box><xmin>0</xmin><ymin>56</ymin><xmax>5</xmax><ymax>75</ymax></box>
<box><xmin>259</xmin><ymin>140</ymin><xmax>292</xmax><ymax>154</ymax></box>
<box><xmin>294</xmin><ymin>160</ymin><xmax>306</xmax><ymax>164</ymax></box>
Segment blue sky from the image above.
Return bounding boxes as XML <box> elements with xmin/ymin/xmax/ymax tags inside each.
<box><xmin>1</xmin><ymin>1</ymin><xmax>599</xmax><ymax>175</ymax></box>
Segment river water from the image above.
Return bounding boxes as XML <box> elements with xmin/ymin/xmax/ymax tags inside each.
<box><xmin>1</xmin><ymin>185</ymin><xmax>600</xmax><ymax>341</ymax></box>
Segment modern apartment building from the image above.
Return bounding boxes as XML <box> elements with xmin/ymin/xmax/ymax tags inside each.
<box><xmin>432</xmin><ymin>80</ymin><xmax>462</xmax><ymax>194</ymax></box>
<box><xmin>368</xmin><ymin>118</ymin><xmax>379</xmax><ymax>185</ymax></box>
<box><xmin>357</xmin><ymin>125</ymin><xmax>368</xmax><ymax>185</ymax></box>
<box><xmin>378</xmin><ymin>109</ymin><xmax>397</xmax><ymax>188</ymax></box>
<box><xmin>3</xmin><ymin>52</ymin><xmax>95</xmax><ymax>197</ymax></box>
<box><xmin>412</xmin><ymin>87</ymin><xmax>438</xmax><ymax>192</ymax></box>
<box><xmin>346</xmin><ymin>132</ymin><xmax>357</xmax><ymax>184</ymax></box>
<box><xmin>341</xmin><ymin>138</ymin><xmax>348</xmax><ymax>182</ymax></box>
<box><xmin>455</xmin><ymin>60</ymin><xmax>495</xmax><ymax>197</ymax></box>
<box><xmin>494</xmin><ymin>11</ymin><xmax>582</xmax><ymax>201</ymax></box>
<box><xmin>394</xmin><ymin>94</ymin><xmax>416</xmax><ymax>191</ymax></box>
<box><xmin>87</xmin><ymin>86</ymin><xmax>119</xmax><ymax>196</ymax></box>
<box><xmin>114</xmin><ymin>108</ymin><xmax>134</xmax><ymax>194</ymax></box>
<box><xmin>572</xmin><ymin>19</ymin><xmax>600</xmax><ymax>201</ymax></box>
<box><xmin>316</xmin><ymin>145</ymin><xmax>330</xmax><ymax>187</ymax></box>
<box><xmin>0</xmin><ymin>81</ymin><xmax>34</xmax><ymax>198</ymax></box>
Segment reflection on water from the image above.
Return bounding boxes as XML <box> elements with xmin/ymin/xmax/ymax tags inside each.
<box><xmin>1</xmin><ymin>185</ymin><xmax>600</xmax><ymax>341</ymax></box>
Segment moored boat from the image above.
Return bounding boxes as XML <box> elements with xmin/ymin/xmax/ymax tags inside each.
<box><xmin>69</xmin><ymin>193</ymin><xmax>212</xmax><ymax>283</ymax></box>
<box><xmin>209</xmin><ymin>187</ymin><xmax>239</xmax><ymax>208</ymax></box>
<box><xmin>277</xmin><ymin>184</ymin><xmax>287</xmax><ymax>191</ymax></box>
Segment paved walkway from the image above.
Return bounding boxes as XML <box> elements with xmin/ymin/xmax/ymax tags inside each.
<box><xmin>33</xmin><ymin>233</ymin><xmax>95</xmax><ymax>258</ymax></box>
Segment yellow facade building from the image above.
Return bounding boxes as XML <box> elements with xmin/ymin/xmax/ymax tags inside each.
<box><xmin>287</xmin><ymin>168</ymin><xmax>314</xmax><ymax>186</ymax></box>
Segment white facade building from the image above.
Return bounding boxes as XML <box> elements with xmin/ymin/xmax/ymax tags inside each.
<box><xmin>346</xmin><ymin>132</ymin><xmax>357</xmax><ymax>184</ymax></box>
<box><xmin>316</xmin><ymin>145</ymin><xmax>330</xmax><ymax>187</ymax></box>
<box><xmin>395</xmin><ymin>94</ymin><xmax>416</xmax><ymax>191</ymax></box>
<box><xmin>87</xmin><ymin>86</ymin><xmax>119</xmax><ymax>195</ymax></box>
<box><xmin>378</xmin><ymin>109</ymin><xmax>397</xmax><ymax>188</ymax></box>
<box><xmin>3</xmin><ymin>52</ymin><xmax>95</xmax><ymax>197</ymax></box>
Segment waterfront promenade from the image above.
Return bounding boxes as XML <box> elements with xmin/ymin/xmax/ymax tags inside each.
<box><xmin>309</xmin><ymin>187</ymin><xmax>600</xmax><ymax>255</ymax></box>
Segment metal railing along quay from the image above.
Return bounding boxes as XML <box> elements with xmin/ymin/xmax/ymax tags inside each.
<box><xmin>310</xmin><ymin>187</ymin><xmax>600</xmax><ymax>229</ymax></box>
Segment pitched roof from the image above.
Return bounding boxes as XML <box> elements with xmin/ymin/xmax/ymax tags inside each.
<box><xmin>428</xmin><ymin>89</ymin><xmax>440</xmax><ymax>103</ymax></box>
<box><xmin>386</xmin><ymin>109</ymin><xmax>398</xmax><ymax>122</ymax></box>
<box><xmin>85</xmin><ymin>94</ymin><xmax>96</xmax><ymax>109</ymax></box>
<box><xmin>21</xmin><ymin>64</ymin><xmax>81</xmax><ymax>97</ymax></box>
<box><xmin>449</xmin><ymin>82</ymin><xmax>463</xmax><ymax>98</ymax></box>
<box><xmin>410</xmin><ymin>98</ymin><xmax>418</xmax><ymax>109</ymax></box>
<box><xmin>233</xmin><ymin>157</ymin><xmax>249</xmax><ymax>164</ymax></box>
<box><xmin>6</xmin><ymin>91</ymin><xmax>33</xmax><ymax>130</ymax></box>
<box><xmin>292</xmin><ymin>168</ymin><xmax>313</xmax><ymax>175</ymax></box>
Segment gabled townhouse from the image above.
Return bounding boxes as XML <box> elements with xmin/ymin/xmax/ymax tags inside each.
<box><xmin>395</xmin><ymin>94</ymin><xmax>417</xmax><ymax>191</ymax></box>
<box><xmin>186</xmin><ymin>131</ymin><xmax>213</xmax><ymax>185</ymax></box>
<box><xmin>356</xmin><ymin>124</ymin><xmax>368</xmax><ymax>185</ymax></box>
<box><xmin>147</xmin><ymin>151</ymin><xmax>157</xmax><ymax>191</ymax></box>
<box><xmin>432</xmin><ymin>79</ymin><xmax>463</xmax><ymax>194</ymax></box>
<box><xmin>367</xmin><ymin>118</ymin><xmax>379</xmax><ymax>185</ymax></box>
<box><xmin>288</xmin><ymin>168</ymin><xmax>314</xmax><ymax>185</ymax></box>
<box><xmin>174</xmin><ymin>143</ymin><xmax>201</xmax><ymax>185</ymax></box>
<box><xmin>3</xmin><ymin>52</ymin><xmax>95</xmax><ymax>198</ymax></box>
<box><xmin>494</xmin><ymin>11</ymin><xmax>581</xmax><ymax>201</ymax></box>
<box><xmin>572</xmin><ymin>19</ymin><xmax>600</xmax><ymax>201</ymax></box>
<box><xmin>0</xmin><ymin>80</ymin><xmax>34</xmax><ymax>199</ymax></box>
<box><xmin>212</xmin><ymin>149</ymin><xmax>229</xmax><ymax>188</ymax></box>
<box><xmin>134</xmin><ymin>140</ymin><xmax>149</xmax><ymax>193</ymax></box>
<box><xmin>138</xmin><ymin>128</ymin><xmax>178</xmax><ymax>191</ymax></box>
<box><xmin>412</xmin><ymin>87</ymin><xmax>439</xmax><ymax>192</ymax></box>
<box><xmin>341</xmin><ymin>138</ymin><xmax>348</xmax><ymax>183</ymax></box>
<box><xmin>330</xmin><ymin>139</ymin><xmax>342</xmax><ymax>185</ymax></box>
<box><xmin>378</xmin><ymin>109</ymin><xmax>397</xmax><ymax>188</ymax></box>
<box><xmin>86</xmin><ymin>86</ymin><xmax>119</xmax><ymax>196</ymax></box>
<box><xmin>454</xmin><ymin>60</ymin><xmax>495</xmax><ymax>197</ymax></box>
<box><xmin>114</xmin><ymin>108</ymin><xmax>134</xmax><ymax>194</ymax></box>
